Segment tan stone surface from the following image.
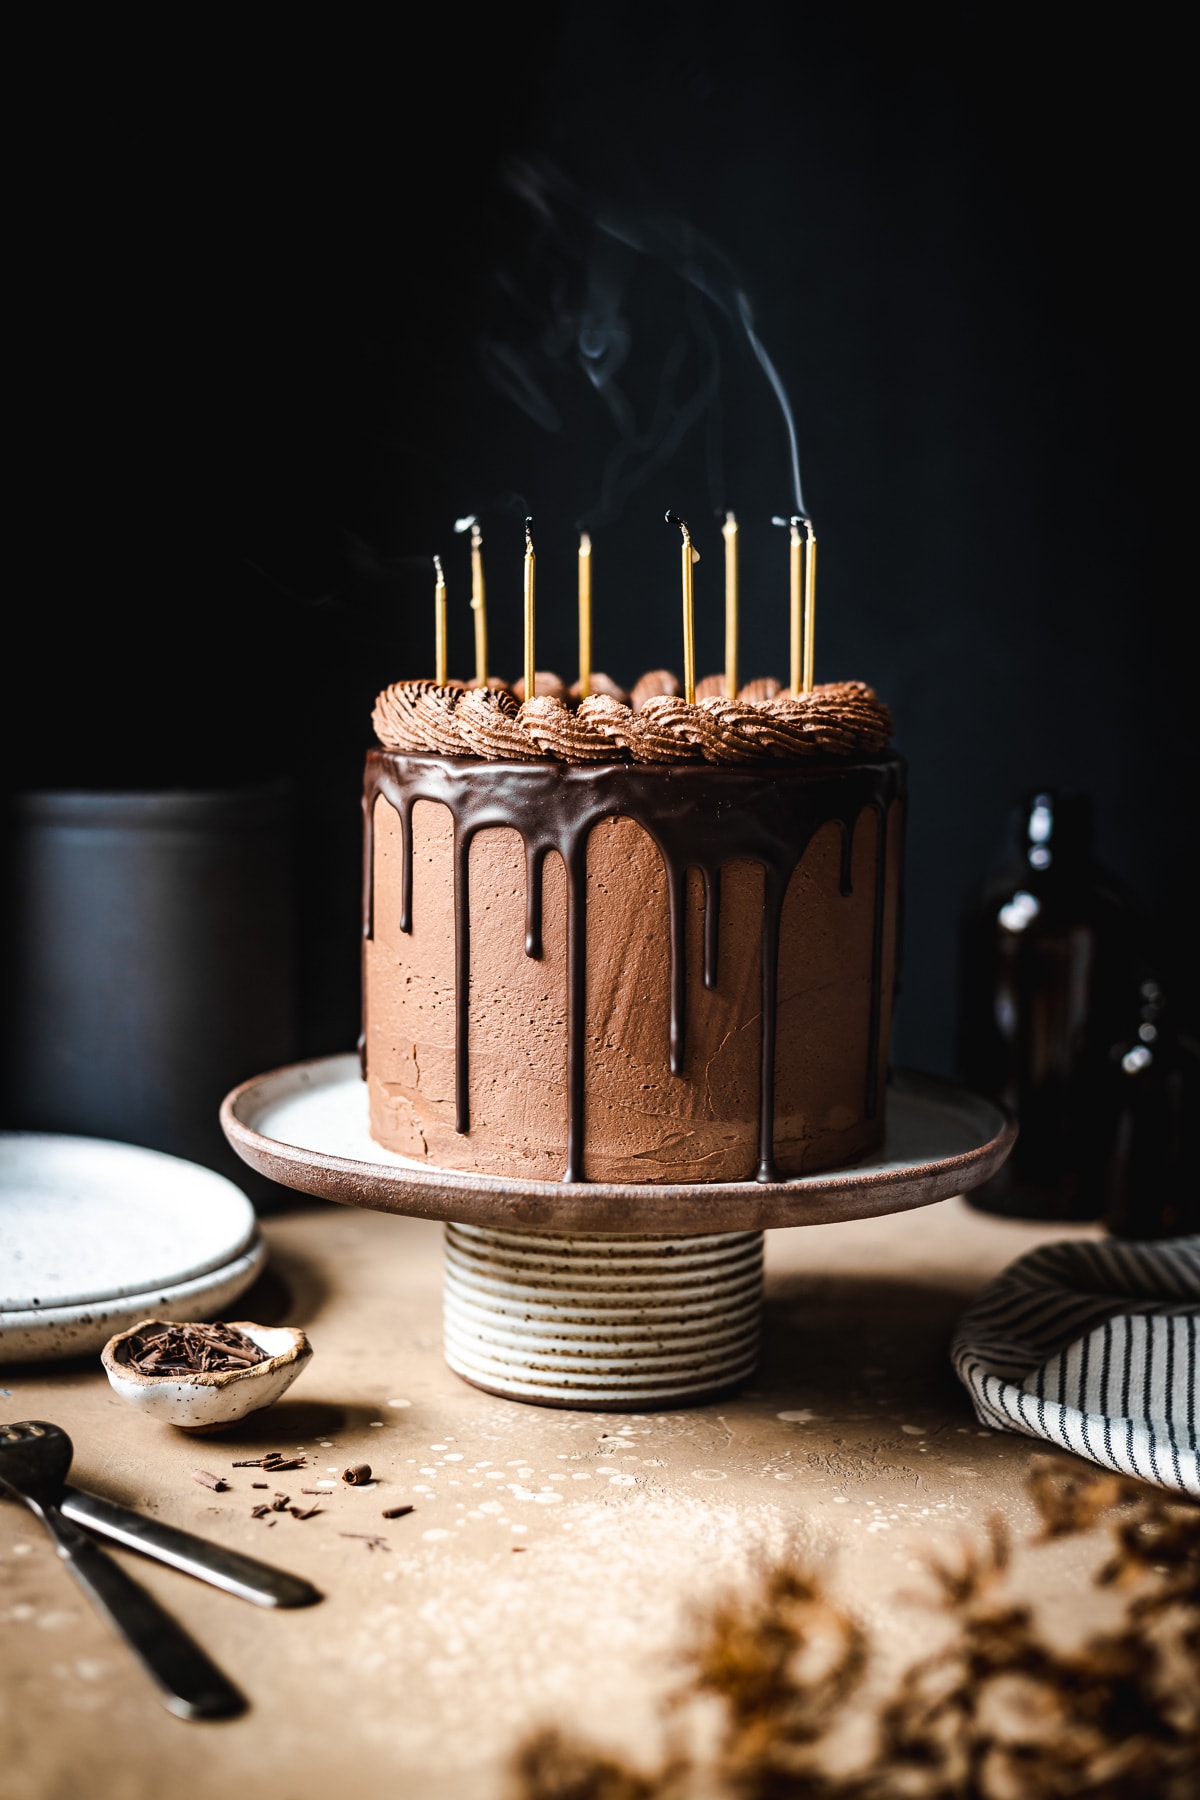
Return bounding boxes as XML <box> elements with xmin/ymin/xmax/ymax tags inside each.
<box><xmin>0</xmin><ymin>1195</ymin><xmax>1116</xmax><ymax>1800</ymax></box>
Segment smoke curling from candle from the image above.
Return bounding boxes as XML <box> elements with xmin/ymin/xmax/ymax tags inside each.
<box><xmin>474</xmin><ymin>156</ymin><xmax>808</xmax><ymax>532</ymax></box>
<box><xmin>736</xmin><ymin>293</ymin><xmax>806</xmax><ymax>519</ymax></box>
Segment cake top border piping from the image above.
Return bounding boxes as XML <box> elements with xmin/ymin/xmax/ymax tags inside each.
<box><xmin>372</xmin><ymin>677</ymin><xmax>893</xmax><ymax>766</ymax></box>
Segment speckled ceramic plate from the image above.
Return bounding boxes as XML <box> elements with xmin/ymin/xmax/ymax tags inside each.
<box><xmin>0</xmin><ymin>1132</ymin><xmax>265</xmax><ymax>1363</ymax></box>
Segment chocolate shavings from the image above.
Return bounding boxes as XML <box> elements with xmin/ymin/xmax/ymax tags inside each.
<box><xmin>123</xmin><ymin>1320</ymin><xmax>268</xmax><ymax>1376</ymax></box>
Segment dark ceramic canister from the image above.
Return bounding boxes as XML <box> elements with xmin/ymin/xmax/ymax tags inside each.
<box><xmin>0</xmin><ymin>781</ymin><xmax>298</xmax><ymax>1209</ymax></box>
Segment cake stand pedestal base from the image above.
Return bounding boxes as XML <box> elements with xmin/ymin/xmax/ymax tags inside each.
<box><xmin>220</xmin><ymin>1055</ymin><xmax>1015</xmax><ymax>1412</ymax></box>
<box><xmin>443</xmin><ymin>1223</ymin><xmax>763</xmax><ymax>1408</ymax></box>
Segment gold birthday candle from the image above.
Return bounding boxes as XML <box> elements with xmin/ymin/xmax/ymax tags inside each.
<box><xmin>802</xmin><ymin>517</ymin><xmax>817</xmax><ymax>692</ymax></box>
<box><xmin>666</xmin><ymin>512</ymin><xmax>697</xmax><ymax>704</ymax></box>
<box><xmin>789</xmin><ymin>516</ymin><xmax>803</xmax><ymax>696</ymax></box>
<box><xmin>471</xmin><ymin>522</ymin><xmax>488</xmax><ymax>687</ymax></box>
<box><xmin>577</xmin><ymin>530</ymin><xmax>592</xmax><ymax>699</ymax></box>
<box><xmin>454</xmin><ymin>515</ymin><xmax>488</xmax><ymax>687</ymax></box>
<box><xmin>523</xmin><ymin>517</ymin><xmax>536</xmax><ymax>700</ymax></box>
<box><xmin>433</xmin><ymin>554</ymin><xmax>447</xmax><ymax>687</ymax></box>
<box><xmin>723</xmin><ymin>510</ymin><xmax>738</xmax><ymax>699</ymax></box>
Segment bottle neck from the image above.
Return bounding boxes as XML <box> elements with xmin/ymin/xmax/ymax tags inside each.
<box><xmin>1011</xmin><ymin>790</ymin><xmax>1094</xmax><ymax>878</ymax></box>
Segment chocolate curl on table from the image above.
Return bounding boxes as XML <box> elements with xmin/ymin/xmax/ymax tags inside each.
<box><xmin>231</xmin><ymin>1452</ymin><xmax>307</xmax><ymax>1471</ymax></box>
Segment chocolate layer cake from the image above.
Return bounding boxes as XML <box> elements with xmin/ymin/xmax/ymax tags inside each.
<box><xmin>362</xmin><ymin>680</ymin><xmax>904</xmax><ymax>1184</ymax></box>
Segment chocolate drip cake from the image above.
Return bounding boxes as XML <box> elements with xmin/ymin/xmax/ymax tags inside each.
<box><xmin>362</xmin><ymin>677</ymin><xmax>905</xmax><ymax>1185</ymax></box>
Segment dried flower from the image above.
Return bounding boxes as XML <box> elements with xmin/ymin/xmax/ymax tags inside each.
<box><xmin>507</xmin><ymin>1458</ymin><xmax>1200</xmax><ymax>1800</ymax></box>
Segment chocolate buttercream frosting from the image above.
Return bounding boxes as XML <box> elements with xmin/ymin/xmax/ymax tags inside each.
<box><xmin>364</xmin><ymin>667</ymin><xmax>902</xmax><ymax>1186</ymax></box>
<box><xmin>371</xmin><ymin>675</ymin><xmax>892</xmax><ymax>765</ymax></box>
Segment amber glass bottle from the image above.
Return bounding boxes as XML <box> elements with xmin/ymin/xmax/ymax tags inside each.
<box><xmin>957</xmin><ymin>789</ymin><xmax>1145</xmax><ymax>1220</ymax></box>
<box><xmin>1096</xmin><ymin>974</ymin><xmax>1200</xmax><ymax>1239</ymax></box>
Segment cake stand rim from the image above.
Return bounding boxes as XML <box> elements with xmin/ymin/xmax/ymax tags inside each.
<box><xmin>219</xmin><ymin>1056</ymin><xmax>1016</xmax><ymax>1234</ymax></box>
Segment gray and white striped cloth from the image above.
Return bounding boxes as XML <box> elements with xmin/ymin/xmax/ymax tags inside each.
<box><xmin>950</xmin><ymin>1234</ymin><xmax>1199</xmax><ymax>1497</ymax></box>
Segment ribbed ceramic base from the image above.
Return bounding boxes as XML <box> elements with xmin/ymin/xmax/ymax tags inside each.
<box><xmin>442</xmin><ymin>1223</ymin><xmax>763</xmax><ymax>1409</ymax></box>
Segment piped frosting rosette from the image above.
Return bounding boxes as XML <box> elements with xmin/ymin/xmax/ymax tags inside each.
<box><xmin>371</xmin><ymin>676</ymin><xmax>892</xmax><ymax>765</ymax></box>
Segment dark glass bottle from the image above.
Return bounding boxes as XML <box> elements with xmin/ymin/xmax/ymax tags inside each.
<box><xmin>957</xmin><ymin>789</ymin><xmax>1145</xmax><ymax>1220</ymax></box>
<box><xmin>1096</xmin><ymin>974</ymin><xmax>1200</xmax><ymax>1240</ymax></box>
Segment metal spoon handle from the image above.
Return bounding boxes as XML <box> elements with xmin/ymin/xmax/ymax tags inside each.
<box><xmin>40</xmin><ymin>1505</ymin><xmax>246</xmax><ymax>1720</ymax></box>
<box><xmin>60</xmin><ymin>1485</ymin><xmax>321</xmax><ymax>1608</ymax></box>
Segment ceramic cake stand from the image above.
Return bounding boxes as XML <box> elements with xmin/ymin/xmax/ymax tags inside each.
<box><xmin>220</xmin><ymin>1055</ymin><xmax>1014</xmax><ymax>1412</ymax></box>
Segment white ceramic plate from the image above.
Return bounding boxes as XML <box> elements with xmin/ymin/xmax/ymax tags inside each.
<box><xmin>0</xmin><ymin>1240</ymin><xmax>267</xmax><ymax>1364</ymax></box>
<box><xmin>0</xmin><ymin>1132</ymin><xmax>266</xmax><ymax>1363</ymax></box>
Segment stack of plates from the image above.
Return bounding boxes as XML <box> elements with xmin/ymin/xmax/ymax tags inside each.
<box><xmin>0</xmin><ymin>1133</ymin><xmax>266</xmax><ymax>1362</ymax></box>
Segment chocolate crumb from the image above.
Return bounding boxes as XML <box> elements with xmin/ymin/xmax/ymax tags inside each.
<box><xmin>339</xmin><ymin>1532</ymin><xmax>389</xmax><ymax>1551</ymax></box>
<box><xmin>342</xmin><ymin>1463</ymin><xmax>372</xmax><ymax>1486</ymax></box>
<box><xmin>191</xmin><ymin>1469</ymin><xmax>228</xmax><ymax>1491</ymax></box>
<box><xmin>250</xmin><ymin>1504</ymin><xmax>271</xmax><ymax>1519</ymax></box>
<box><xmin>381</xmin><ymin>1505</ymin><xmax>414</xmax><ymax>1519</ymax></box>
<box><xmin>252</xmin><ymin>1482</ymin><xmax>269</xmax><ymax>1489</ymax></box>
<box><xmin>290</xmin><ymin>1505</ymin><xmax>322</xmax><ymax>1520</ymax></box>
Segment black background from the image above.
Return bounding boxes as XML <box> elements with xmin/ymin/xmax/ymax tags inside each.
<box><xmin>6</xmin><ymin>3</ymin><xmax>1192</xmax><ymax>1083</ymax></box>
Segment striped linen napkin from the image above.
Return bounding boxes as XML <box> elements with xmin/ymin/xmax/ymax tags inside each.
<box><xmin>950</xmin><ymin>1234</ymin><xmax>1199</xmax><ymax>1497</ymax></box>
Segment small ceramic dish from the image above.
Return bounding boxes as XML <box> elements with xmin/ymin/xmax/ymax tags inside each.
<box><xmin>100</xmin><ymin>1319</ymin><xmax>312</xmax><ymax>1432</ymax></box>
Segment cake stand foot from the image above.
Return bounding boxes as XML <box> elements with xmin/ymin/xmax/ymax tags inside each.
<box><xmin>442</xmin><ymin>1223</ymin><xmax>764</xmax><ymax>1410</ymax></box>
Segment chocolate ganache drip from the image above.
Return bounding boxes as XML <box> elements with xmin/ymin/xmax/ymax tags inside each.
<box><xmin>363</xmin><ymin>748</ymin><xmax>905</xmax><ymax>1184</ymax></box>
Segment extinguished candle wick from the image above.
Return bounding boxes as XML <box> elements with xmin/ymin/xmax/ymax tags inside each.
<box><xmin>666</xmin><ymin>511</ymin><xmax>698</xmax><ymax>704</ymax></box>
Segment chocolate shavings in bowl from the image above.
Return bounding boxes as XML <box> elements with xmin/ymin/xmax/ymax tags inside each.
<box><xmin>123</xmin><ymin>1321</ymin><xmax>268</xmax><ymax>1375</ymax></box>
